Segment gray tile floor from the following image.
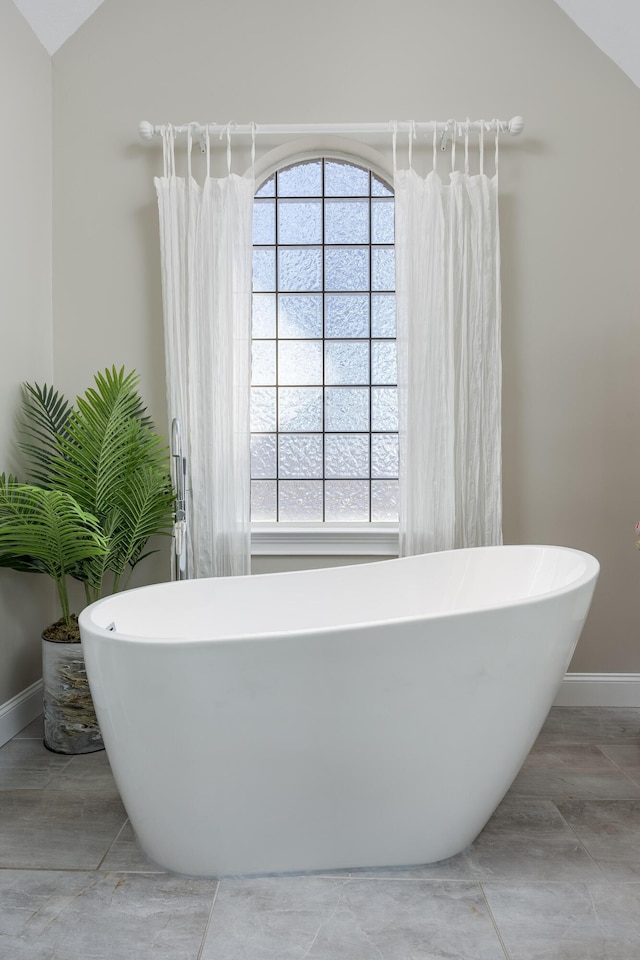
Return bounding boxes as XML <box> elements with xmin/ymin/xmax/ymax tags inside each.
<box><xmin>1</xmin><ymin>707</ymin><xmax>640</xmax><ymax>959</ymax></box>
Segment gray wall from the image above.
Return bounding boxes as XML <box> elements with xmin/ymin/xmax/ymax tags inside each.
<box><xmin>47</xmin><ymin>0</ymin><xmax>640</xmax><ymax>673</ymax></box>
<box><xmin>0</xmin><ymin>0</ymin><xmax>54</xmax><ymax>704</ymax></box>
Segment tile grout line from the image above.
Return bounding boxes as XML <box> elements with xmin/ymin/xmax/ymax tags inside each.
<box><xmin>195</xmin><ymin>879</ymin><xmax>220</xmax><ymax>960</ymax></box>
<box><xmin>4</xmin><ymin>864</ymin><xmax>634</xmax><ymax>884</ymax></box>
<box><xmin>534</xmin><ymin>738</ymin><xmax>640</xmax><ymax>749</ymax></box>
<box><xmin>548</xmin><ymin>798</ymin><xmax>614</xmax><ymax>884</ymax></box>
<box><xmin>479</xmin><ymin>882</ymin><xmax>512</xmax><ymax>960</ymax></box>
<box><xmin>0</xmin><ymin>865</ymin><xmax>171</xmax><ymax>874</ymax></box>
<box><xmin>507</xmin><ymin>791</ymin><xmax>640</xmax><ymax>802</ymax></box>
<box><xmin>593</xmin><ymin>744</ymin><xmax>640</xmax><ymax>792</ymax></box>
<box><xmin>95</xmin><ymin>817</ymin><xmax>130</xmax><ymax>871</ymax></box>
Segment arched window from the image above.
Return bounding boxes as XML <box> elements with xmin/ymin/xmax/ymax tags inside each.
<box><xmin>250</xmin><ymin>157</ymin><xmax>397</xmax><ymax>524</ymax></box>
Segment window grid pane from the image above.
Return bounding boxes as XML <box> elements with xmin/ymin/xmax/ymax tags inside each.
<box><xmin>251</xmin><ymin>158</ymin><xmax>397</xmax><ymax>522</ymax></box>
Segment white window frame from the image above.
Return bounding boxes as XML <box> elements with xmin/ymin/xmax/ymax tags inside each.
<box><xmin>250</xmin><ymin>137</ymin><xmax>399</xmax><ymax>557</ymax></box>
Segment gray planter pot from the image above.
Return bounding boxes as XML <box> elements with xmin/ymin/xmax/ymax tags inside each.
<box><xmin>42</xmin><ymin>637</ymin><xmax>104</xmax><ymax>754</ymax></box>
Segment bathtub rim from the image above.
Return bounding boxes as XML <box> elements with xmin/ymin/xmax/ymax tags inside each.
<box><xmin>78</xmin><ymin>544</ymin><xmax>600</xmax><ymax>646</ymax></box>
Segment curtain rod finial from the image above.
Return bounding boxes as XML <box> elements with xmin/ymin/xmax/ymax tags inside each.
<box><xmin>139</xmin><ymin>120</ymin><xmax>155</xmax><ymax>141</ymax></box>
<box><xmin>508</xmin><ymin>116</ymin><xmax>524</xmax><ymax>136</ymax></box>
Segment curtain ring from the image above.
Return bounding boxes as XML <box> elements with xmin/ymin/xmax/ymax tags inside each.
<box><xmin>408</xmin><ymin>120</ymin><xmax>416</xmax><ymax>170</ymax></box>
<box><xmin>220</xmin><ymin>121</ymin><xmax>235</xmax><ymax>176</ymax></box>
<box><xmin>160</xmin><ymin>124</ymin><xmax>168</xmax><ymax>178</ymax></box>
<box><xmin>168</xmin><ymin>125</ymin><xmax>176</xmax><ymax>178</ymax></box>
<box><xmin>186</xmin><ymin>125</ymin><xmax>193</xmax><ymax>181</ymax></box>
<box><xmin>432</xmin><ymin>122</ymin><xmax>437</xmax><ymax>173</ymax></box>
<box><xmin>391</xmin><ymin>120</ymin><xmax>398</xmax><ymax>176</ymax></box>
<box><xmin>464</xmin><ymin>119</ymin><xmax>470</xmax><ymax>176</ymax></box>
<box><xmin>250</xmin><ymin>121</ymin><xmax>257</xmax><ymax>177</ymax></box>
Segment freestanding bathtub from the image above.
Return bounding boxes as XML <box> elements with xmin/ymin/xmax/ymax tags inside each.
<box><xmin>79</xmin><ymin>545</ymin><xmax>598</xmax><ymax>877</ymax></box>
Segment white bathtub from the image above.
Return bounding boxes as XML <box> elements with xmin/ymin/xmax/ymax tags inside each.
<box><xmin>79</xmin><ymin>545</ymin><xmax>598</xmax><ymax>877</ymax></box>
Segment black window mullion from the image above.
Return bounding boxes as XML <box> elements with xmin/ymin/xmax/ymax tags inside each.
<box><xmin>368</xmin><ymin>170</ymin><xmax>373</xmax><ymax>521</ymax></box>
<box><xmin>275</xmin><ymin>170</ymin><xmax>280</xmax><ymax>521</ymax></box>
<box><xmin>321</xmin><ymin>159</ymin><xmax>326</xmax><ymax>523</ymax></box>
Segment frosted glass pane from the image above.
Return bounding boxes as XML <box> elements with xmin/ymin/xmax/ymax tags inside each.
<box><xmin>325</xmin><ymin>434</ymin><xmax>369</xmax><ymax>478</ymax></box>
<box><xmin>278</xmin><ymin>388</ymin><xmax>323</xmax><ymax>431</ymax></box>
<box><xmin>278</xmin><ymin>200</ymin><xmax>322</xmax><ymax>244</ymax></box>
<box><xmin>250</xmin><ymin>388</ymin><xmax>276</xmax><ymax>431</ymax></box>
<box><xmin>253</xmin><ymin>248</ymin><xmax>276</xmax><ymax>292</ymax></box>
<box><xmin>250</xmin><ymin>435</ymin><xmax>277</xmax><ymax>478</ymax></box>
<box><xmin>253</xmin><ymin>200</ymin><xmax>275</xmax><ymax>244</ymax></box>
<box><xmin>372</xmin><ymin>387</ymin><xmax>398</xmax><ymax>431</ymax></box>
<box><xmin>371</xmin><ymin>434</ymin><xmax>399</xmax><ymax>478</ymax></box>
<box><xmin>325</xmin><ymin>341</ymin><xmax>370</xmax><ymax>385</ymax></box>
<box><xmin>251</xmin><ymin>340</ymin><xmax>276</xmax><ymax>385</ymax></box>
<box><xmin>325</xmin><ymin>480</ymin><xmax>370</xmax><ymax>522</ymax></box>
<box><xmin>278</xmin><ymin>434</ymin><xmax>323</xmax><ymax>478</ymax></box>
<box><xmin>279</xmin><ymin>481</ymin><xmax>323</xmax><ymax>521</ymax></box>
<box><xmin>278</xmin><ymin>161</ymin><xmax>322</xmax><ymax>197</ymax></box>
<box><xmin>372</xmin><ymin>246</ymin><xmax>395</xmax><ymax>291</ymax></box>
<box><xmin>256</xmin><ymin>176</ymin><xmax>275</xmax><ymax>198</ymax></box>
<box><xmin>324</xmin><ymin>200</ymin><xmax>369</xmax><ymax>244</ymax></box>
<box><xmin>324</xmin><ymin>161</ymin><xmax>369</xmax><ymax>197</ymax></box>
<box><xmin>278</xmin><ymin>247</ymin><xmax>322</xmax><ymax>292</ymax></box>
<box><xmin>371</xmin><ymin>480</ymin><xmax>399</xmax><ymax>521</ymax></box>
<box><xmin>371</xmin><ymin>175</ymin><xmax>393</xmax><ymax>197</ymax></box>
<box><xmin>252</xmin><ymin>294</ymin><xmax>276</xmax><ymax>338</ymax></box>
<box><xmin>325</xmin><ymin>294</ymin><xmax>369</xmax><ymax>338</ymax></box>
<box><xmin>371</xmin><ymin>199</ymin><xmax>394</xmax><ymax>243</ymax></box>
<box><xmin>325</xmin><ymin>387</ymin><xmax>370</xmax><ymax>431</ymax></box>
<box><xmin>278</xmin><ymin>340</ymin><xmax>323</xmax><ymax>385</ymax></box>
<box><xmin>371</xmin><ymin>293</ymin><xmax>396</xmax><ymax>337</ymax></box>
<box><xmin>278</xmin><ymin>295</ymin><xmax>322</xmax><ymax>338</ymax></box>
<box><xmin>325</xmin><ymin>247</ymin><xmax>369</xmax><ymax>291</ymax></box>
<box><xmin>371</xmin><ymin>341</ymin><xmax>397</xmax><ymax>385</ymax></box>
<box><xmin>251</xmin><ymin>480</ymin><xmax>277</xmax><ymax>521</ymax></box>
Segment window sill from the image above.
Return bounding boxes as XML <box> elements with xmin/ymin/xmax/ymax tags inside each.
<box><xmin>251</xmin><ymin>523</ymin><xmax>399</xmax><ymax>556</ymax></box>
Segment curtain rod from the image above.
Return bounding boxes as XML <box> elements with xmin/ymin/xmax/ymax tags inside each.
<box><xmin>139</xmin><ymin>117</ymin><xmax>524</xmax><ymax>151</ymax></box>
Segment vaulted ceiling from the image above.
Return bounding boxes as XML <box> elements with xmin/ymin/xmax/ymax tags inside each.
<box><xmin>12</xmin><ymin>0</ymin><xmax>640</xmax><ymax>88</ymax></box>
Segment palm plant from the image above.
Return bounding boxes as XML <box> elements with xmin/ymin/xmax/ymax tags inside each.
<box><xmin>0</xmin><ymin>476</ymin><xmax>109</xmax><ymax>636</ymax></box>
<box><xmin>20</xmin><ymin>366</ymin><xmax>175</xmax><ymax>605</ymax></box>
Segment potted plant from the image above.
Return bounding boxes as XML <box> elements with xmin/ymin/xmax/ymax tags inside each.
<box><xmin>0</xmin><ymin>367</ymin><xmax>175</xmax><ymax>753</ymax></box>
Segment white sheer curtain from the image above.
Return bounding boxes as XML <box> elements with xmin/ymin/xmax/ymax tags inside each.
<box><xmin>395</xmin><ymin>125</ymin><xmax>502</xmax><ymax>556</ymax></box>
<box><xmin>155</xmin><ymin>126</ymin><xmax>254</xmax><ymax>577</ymax></box>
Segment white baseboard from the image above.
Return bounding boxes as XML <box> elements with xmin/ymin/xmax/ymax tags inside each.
<box><xmin>554</xmin><ymin>673</ymin><xmax>640</xmax><ymax>708</ymax></box>
<box><xmin>0</xmin><ymin>680</ymin><xmax>43</xmax><ymax>748</ymax></box>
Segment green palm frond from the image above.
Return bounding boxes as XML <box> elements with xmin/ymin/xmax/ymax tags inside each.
<box><xmin>48</xmin><ymin>368</ymin><xmax>162</xmax><ymax>515</ymax></box>
<box><xmin>18</xmin><ymin>366</ymin><xmax>175</xmax><ymax>599</ymax></box>
<box><xmin>70</xmin><ymin>507</ymin><xmax>121</xmax><ymax>602</ymax></box>
<box><xmin>0</xmin><ymin>474</ymin><xmax>109</xmax><ymax>623</ymax></box>
<box><xmin>20</xmin><ymin>383</ymin><xmax>73</xmax><ymax>486</ymax></box>
<box><xmin>0</xmin><ymin>480</ymin><xmax>106</xmax><ymax>570</ymax></box>
<box><xmin>107</xmin><ymin>468</ymin><xmax>175</xmax><ymax>586</ymax></box>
